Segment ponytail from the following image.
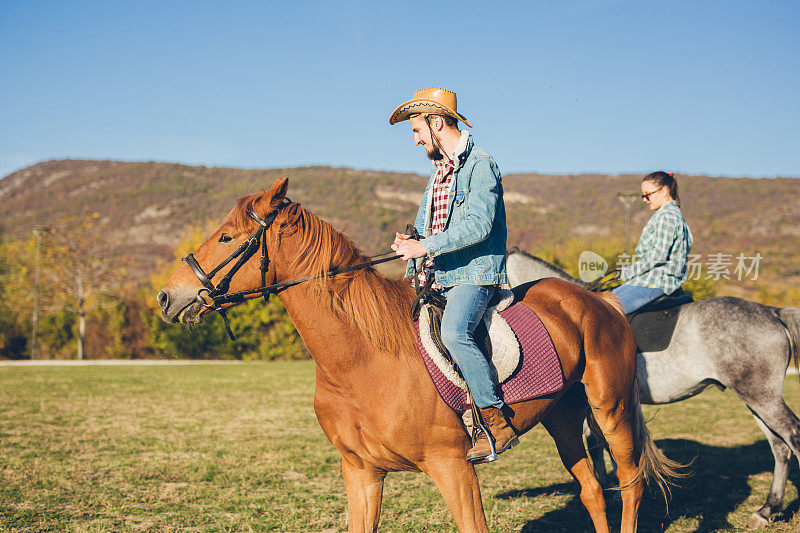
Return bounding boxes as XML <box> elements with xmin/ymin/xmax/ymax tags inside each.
<box><xmin>643</xmin><ymin>171</ymin><xmax>680</xmax><ymax>206</ymax></box>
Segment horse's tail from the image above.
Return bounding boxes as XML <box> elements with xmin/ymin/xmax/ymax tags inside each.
<box><xmin>627</xmin><ymin>380</ymin><xmax>691</xmax><ymax>507</ymax></box>
<box><xmin>598</xmin><ymin>291</ymin><xmax>624</xmax><ymax>316</ymax></box>
<box><xmin>775</xmin><ymin>307</ymin><xmax>800</xmax><ymax>377</ymax></box>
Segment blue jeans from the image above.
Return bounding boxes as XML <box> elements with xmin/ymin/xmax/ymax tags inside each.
<box><xmin>612</xmin><ymin>284</ymin><xmax>666</xmax><ymax>314</ymax></box>
<box><xmin>441</xmin><ymin>284</ymin><xmax>503</xmax><ymax>409</ymax></box>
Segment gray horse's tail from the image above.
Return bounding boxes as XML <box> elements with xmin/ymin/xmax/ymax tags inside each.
<box><xmin>775</xmin><ymin>307</ymin><xmax>800</xmax><ymax>375</ymax></box>
<box><xmin>628</xmin><ymin>381</ymin><xmax>691</xmax><ymax>507</ymax></box>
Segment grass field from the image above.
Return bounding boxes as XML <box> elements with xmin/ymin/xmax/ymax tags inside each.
<box><xmin>2</xmin><ymin>362</ymin><xmax>800</xmax><ymax>532</ymax></box>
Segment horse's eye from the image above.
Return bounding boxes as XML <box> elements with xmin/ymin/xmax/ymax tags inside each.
<box><xmin>219</xmin><ymin>233</ymin><xmax>233</xmax><ymax>243</ymax></box>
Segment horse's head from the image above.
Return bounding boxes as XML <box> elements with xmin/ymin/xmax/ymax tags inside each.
<box><xmin>157</xmin><ymin>178</ymin><xmax>289</xmax><ymax>325</ymax></box>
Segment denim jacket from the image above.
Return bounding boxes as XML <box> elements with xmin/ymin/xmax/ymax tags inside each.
<box><xmin>405</xmin><ymin>134</ymin><xmax>507</xmax><ymax>287</ymax></box>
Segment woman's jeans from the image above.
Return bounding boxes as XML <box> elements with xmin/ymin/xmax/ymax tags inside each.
<box><xmin>441</xmin><ymin>284</ymin><xmax>503</xmax><ymax>409</ymax></box>
<box><xmin>612</xmin><ymin>283</ymin><xmax>666</xmax><ymax>314</ymax></box>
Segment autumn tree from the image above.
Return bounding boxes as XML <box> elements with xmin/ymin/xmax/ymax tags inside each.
<box><xmin>0</xmin><ymin>227</ymin><xmax>33</xmax><ymax>358</ymax></box>
<box><xmin>43</xmin><ymin>212</ymin><xmax>127</xmax><ymax>359</ymax></box>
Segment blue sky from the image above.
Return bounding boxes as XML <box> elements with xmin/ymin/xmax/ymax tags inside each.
<box><xmin>1</xmin><ymin>0</ymin><xmax>798</xmax><ymax>179</ymax></box>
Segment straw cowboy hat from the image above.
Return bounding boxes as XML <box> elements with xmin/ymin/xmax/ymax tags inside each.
<box><xmin>389</xmin><ymin>87</ymin><xmax>473</xmax><ymax>128</ymax></box>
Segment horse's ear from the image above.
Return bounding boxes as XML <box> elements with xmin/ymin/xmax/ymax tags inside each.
<box><xmin>266</xmin><ymin>178</ymin><xmax>289</xmax><ymax>208</ymax></box>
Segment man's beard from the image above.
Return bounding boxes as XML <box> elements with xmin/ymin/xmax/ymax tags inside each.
<box><xmin>426</xmin><ymin>145</ymin><xmax>444</xmax><ymax>161</ymax></box>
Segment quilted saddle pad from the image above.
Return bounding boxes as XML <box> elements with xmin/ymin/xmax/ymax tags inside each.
<box><xmin>414</xmin><ymin>302</ymin><xmax>564</xmax><ymax>413</ymax></box>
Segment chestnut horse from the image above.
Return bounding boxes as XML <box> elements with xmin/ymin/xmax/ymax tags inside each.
<box><xmin>158</xmin><ymin>178</ymin><xmax>679</xmax><ymax>532</ymax></box>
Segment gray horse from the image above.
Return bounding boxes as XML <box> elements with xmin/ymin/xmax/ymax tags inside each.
<box><xmin>507</xmin><ymin>248</ymin><xmax>800</xmax><ymax>529</ymax></box>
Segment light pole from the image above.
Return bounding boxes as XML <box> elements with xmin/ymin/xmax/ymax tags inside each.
<box><xmin>617</xmin><ymin>191</ymin><xmax>638</xmax><ymax>257</ymax></box>
<box><xmin>31</xmin><ymin>226</ymin><xmax>49</xmax><ymax>360</ymax></box>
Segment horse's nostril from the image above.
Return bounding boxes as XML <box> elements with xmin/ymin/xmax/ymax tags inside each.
<box><xmin>157</xmin><ymin>290</ymin><xmax>169</xmax><ymax>311</ymax></box>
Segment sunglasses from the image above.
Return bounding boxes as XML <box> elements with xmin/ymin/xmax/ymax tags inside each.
<box><xmin>641</xmin><ymin>186</ymin><xmax>664</xmax><ymax>201</ymax></box>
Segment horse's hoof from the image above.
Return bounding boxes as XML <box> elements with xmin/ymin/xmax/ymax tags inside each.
<box><xmin>746</xmin><ymin>511</ymin><xmax>771</xmax><ymax>529</ymax></box>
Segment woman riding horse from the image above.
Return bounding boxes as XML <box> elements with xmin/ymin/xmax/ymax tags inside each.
<box><xmin>613</xmin><ymin>171</ymin><xmax>693</xmax><ymax>314</ymax></box>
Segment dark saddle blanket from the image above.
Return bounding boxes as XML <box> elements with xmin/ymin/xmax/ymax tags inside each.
<box><xmin>414</xmin><ymin>301</ymin><xmax>564</xmax><ymax>413</ymax></box>
<box><xmin>627</xmin><ymin>294</ymin><xmax>694</xmax><ymax>352</ymax></box>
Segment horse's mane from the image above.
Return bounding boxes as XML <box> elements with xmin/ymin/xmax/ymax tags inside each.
<box><xmin>233</xmin><ymin>194</ymin><xmax>416</xmax><ymax>357</ymax></box>
<box><xmin>510</xmin><ymin>247</ymin><xmax>619</xmax><ymax>292</ymax></box>
<box><xmin>509</xmin><ymin>247</ymin><xmax>580</xmax><ymax>283</ymax></box>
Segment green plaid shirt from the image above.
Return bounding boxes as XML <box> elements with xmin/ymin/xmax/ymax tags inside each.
<box><xmin>621</xmin><ymin>200</ymin><xmax>693</xmax><ymax>294</ymax></box>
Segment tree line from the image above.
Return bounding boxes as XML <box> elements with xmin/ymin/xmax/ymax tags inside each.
<box><xmin>0</xmin><ymin>213</ymin><xmax>728</xmax><ymax>360</ymax></box>
<box><xmin>0</xmin><ymin>217</ymin><xmax>307</xmax><ymax>360</ymax></box>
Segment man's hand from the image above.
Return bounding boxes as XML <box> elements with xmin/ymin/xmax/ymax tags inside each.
<box><xmin>393</xmin><ymin>232</ymin><xmax>410</xmax><ymax>248</ymax></box>
<box><xmin>392</xmin><ymin>232</ymin><xmax>428</xmax><ymax>261</ymax></box>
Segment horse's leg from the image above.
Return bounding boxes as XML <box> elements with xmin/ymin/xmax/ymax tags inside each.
<box><xmin>747</xmin><ymin>414</ymin><xmax>793</xmax><ymax>529</ymax></box>
<box><xmin>424</xmin><ymin>458</ymin><xmax>488</xmax><ymax>533</ymax></box>
<box><xmin>342</xmin><ymin>459</ymin><xmax>386</xmax><ymax>533</ymax></box>
<box><xmin>584</xmin><ymin>389</ymin><xmax>644</xmax><ymax>533</ymax></box>
<box><xmin>543</xmin><ymin>389</ymin><xmax>610</xmax><ymax>533</ymax></box>
<box><xmin>737</xmin><ymin>384</ymin><xmax>800</xmax><ymax>526</ymax></box>
<box><xmin>585</xmin><ymin>413</ymin><xmax>617</xmax><ymax>487</ymax></box>
<box><xmin>585</xmin><ymin>420</ymin><xmax>607</xmax><ymax>486</ymax></box>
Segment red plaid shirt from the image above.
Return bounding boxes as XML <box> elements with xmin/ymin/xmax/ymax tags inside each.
<box><xmin>418</xmin><ymin>158</ymin><xmax>456</xmax><ymax>288</ymax></box>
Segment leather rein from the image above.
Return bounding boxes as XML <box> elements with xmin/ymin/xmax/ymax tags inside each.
<box><xmin>182</xmin><ymin>200</ymin><xmax>400</xmax><ymax>341</ymax></box>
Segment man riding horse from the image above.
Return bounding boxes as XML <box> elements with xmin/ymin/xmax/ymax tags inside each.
<box><xmin>389</xmin><ymin>87</ymin><xmax>517</xmax><ymax>463</ymax></box>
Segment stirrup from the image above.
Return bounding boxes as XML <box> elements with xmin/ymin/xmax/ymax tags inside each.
<box><xmin>468</xmin><ymin>398</ymin><xmax>499</xmax><ymax>463</ymax></box>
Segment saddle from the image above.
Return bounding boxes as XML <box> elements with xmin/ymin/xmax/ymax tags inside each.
<box><xmin>418</xmin><ymin>289</ymin><xmax>520</xmax><ymax>390</ymax></box>
<box><xmin>626</xmin><ymin>290</ymin><xmax>694</xmax><ymax>352</ymax></box>
<box><xmin>406</xmin><ymin>224</ymin><xmax>562</xmax><ymax>414</ymax></box>
<box><xmin>414</xmin><ymin>291</ymin><xmax>564</xmax><ymax>413</ymax></box>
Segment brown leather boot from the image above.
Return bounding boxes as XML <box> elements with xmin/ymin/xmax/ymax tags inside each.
<box><xmin>467</xmin><ymin>406</ymin><xmax>519</xmax><ymax>464</ymax></box>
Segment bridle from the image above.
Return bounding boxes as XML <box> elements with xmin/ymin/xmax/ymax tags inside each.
<box><xmin>182</xmin><ymin>200</ymin><xmax>400</xmax><ymax>340</ymax></box>
<box><xmin>183</xmin><ymin>204</ymin><xmax>282</xmax><ymax>340</ymax></box>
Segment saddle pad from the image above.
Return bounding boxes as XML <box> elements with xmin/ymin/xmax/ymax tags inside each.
<box><xmin>418</xmin><ymin>302</ymin><xmax>520</xmax><ymax>391</ymax></box>
<box><xmin>628</xmin><ymin>304</ymin><xmax>686</xmax><ymax>352</ymax></box>
<box><xmin>415</xmin><ymin>302</ymin><xmax>564</xmax><ymax>413</ymax></box>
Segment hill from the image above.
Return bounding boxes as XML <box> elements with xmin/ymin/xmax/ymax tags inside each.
<box><xmin>1</xmin><ymin>159</ymin><xmax>798</xmax><ymax>301</ymax></box>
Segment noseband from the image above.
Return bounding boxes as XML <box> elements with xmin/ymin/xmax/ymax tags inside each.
<box><xmin>182</xmin><ymin>200</ymin><xmax>400</xmax><ymax>341</ymax></box>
